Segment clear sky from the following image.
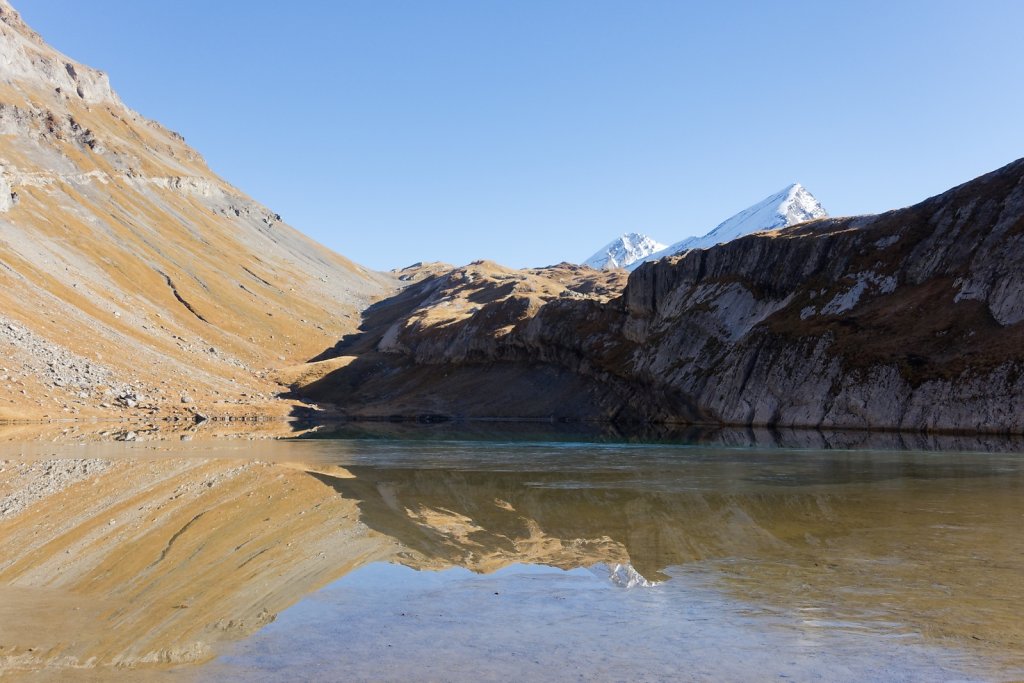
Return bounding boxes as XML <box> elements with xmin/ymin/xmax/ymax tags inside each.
<box><xmin>18</xmin><ymin>1</ymin><xmax>1024</xmax><ymax>271</ymax></box>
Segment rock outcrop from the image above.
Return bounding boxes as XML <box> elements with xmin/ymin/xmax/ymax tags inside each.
<box><xmin>301</xmin><ymin>158</ymin><xmax>1024</xmax><ymax>433</ymax></box>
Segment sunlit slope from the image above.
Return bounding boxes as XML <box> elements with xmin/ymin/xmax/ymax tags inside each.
<box><xmin>0</xmin><ymin>2</ymin><xmax>393</xmax><ymax>419</ymax></box>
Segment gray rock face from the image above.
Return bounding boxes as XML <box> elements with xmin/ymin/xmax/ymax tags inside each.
<box><xmin>554</xmin><ymin>158</ymin><xmax>1024</xmax><ymax>432</ymax></box>
<box><xmin>0</xmin><ymin>173</ymin><xmax>11</xmax><ymax>211</ymax></box>
<box><xmin>306</xmin><ymin>158</ymin><xmax>1024</xmax><ymax>434</ymax></box>
<box><xmin>0</xmin><ymin>1</ymin><xmax>120</xmax><ymax>105</ymax></box>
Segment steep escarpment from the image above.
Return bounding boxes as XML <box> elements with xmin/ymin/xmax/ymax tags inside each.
<box><xmin>301</xmin><ymin>158</ymin><xmax>1024</xmax><ymax>433</ymax></box>
<box><xmin>0</xmin><ymin>2</ymin><xmax>392</xmax><ymax>420</ymax></box>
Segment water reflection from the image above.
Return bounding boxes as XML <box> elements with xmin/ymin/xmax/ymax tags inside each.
<box><xmin>0</xmin><ymin>437</ymin><xmax>1022</xmax><ymax>679</ymax></box>
<box><xmin>308</xmin><ymin>447</ymin><xmax>1024</xmax><ymax>657</ymax></box>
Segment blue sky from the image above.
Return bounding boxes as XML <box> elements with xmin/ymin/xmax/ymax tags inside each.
<box><xmin>19</xmin><ymin>1</ymin><xmax>1024</xmax><ymax>270</ymax></box>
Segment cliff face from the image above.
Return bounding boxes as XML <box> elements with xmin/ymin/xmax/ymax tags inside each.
<box><xmin>0</xmin><ymin>2</ymin><xmax>392</xmax><ymax>419</ymax></box>
<box><xmin>302</xmin><ymin>158</ymin><xmax>1024</xmax><ymax>433</ymax></box>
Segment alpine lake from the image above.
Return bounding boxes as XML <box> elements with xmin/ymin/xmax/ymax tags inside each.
<box><xmin>1</xmin><ymin>421</ymin><xmax>1022</xmax><ymax>682</ymax></box>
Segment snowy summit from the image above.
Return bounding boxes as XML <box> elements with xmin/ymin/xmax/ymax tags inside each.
<box><xmin>634</xmin><ymin>183</ymin><xmax>827</xmax><ymax>269</ymax></box>
<box><xmin>583</xmin><ymin>232</ymin><xmax>667</xmax><ymax>270</ymax></box>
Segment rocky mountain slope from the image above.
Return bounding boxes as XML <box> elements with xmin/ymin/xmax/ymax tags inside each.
<box><xmin>583</xmin><ymin>232</ymin><xmax>666</xmax><ymax>270</ymax></box>
<box><xmin>0</xmin><ymin>2</ymin><xmax>392</xmax><ymax>420</ymax></box>
<box><xmin>299</xmin><ymin>158</ymin><xmax>1024</xmax><ymax>433</ymax></box>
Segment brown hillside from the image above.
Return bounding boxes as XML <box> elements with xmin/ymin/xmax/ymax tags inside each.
<box><xmin>0</xmin><ymin>1</ymin><xmax>394</xmax><ymax>420</ymax></box>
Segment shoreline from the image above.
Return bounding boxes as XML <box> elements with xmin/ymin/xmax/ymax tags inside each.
<box><xmin>0</xmin><ymin>413</ymin><xmax>1021</xmax><ymax>454</ymax></box>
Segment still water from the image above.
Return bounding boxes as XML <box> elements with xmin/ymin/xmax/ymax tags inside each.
<box><xmin>0</xmin><ymin>425</ymin><xmax>1022</xmax><ymax>681</ymax></box>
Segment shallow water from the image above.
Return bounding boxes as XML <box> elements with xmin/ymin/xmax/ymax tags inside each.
<box><xmin>0</xmin><ymin>427</ymin><xmax>1022</xmax><ymax>680</ymax></box>
<box><xmin>203</xmin><ymin>563</ymin><xmax>982</xmax><ymax>682</ymax></box>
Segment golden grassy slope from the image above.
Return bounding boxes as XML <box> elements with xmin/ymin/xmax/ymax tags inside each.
<box><xmin>0</xmin><ymin>3</ymin><xmax>394</xmax><ymax>421</ymax></box>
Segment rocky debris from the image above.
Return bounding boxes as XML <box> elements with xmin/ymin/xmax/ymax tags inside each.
<box><xmin>0</xmin><ymin>315</ymin><xmax>115</xmax><ymax>393</ymax></box>
<box><xmin>0</xmin><ymin>458</ymin><xmax>111</xmax><ymax>518</ymax></box>
<box><xmin>0</xmin><ymin>316</ymin><xmax>181</xmax><ymax>415</ymax></box>
<box><xmin>114</xmin><ymin>390</ymin><xmax>141</xmax><ymax>408</ymax></box>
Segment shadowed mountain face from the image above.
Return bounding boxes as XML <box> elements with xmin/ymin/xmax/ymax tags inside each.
<box><xmin>299</xmin><ymin>158</ymin><xmax>1024</xmax><ymax>433</ymax></box>
<box><xmin>0</xmin><ymin>2</ymin><xmax>393</xmax><ymax>420</ymax></box>
<box><xmin>288</xmin><ymin>260</ymin><xmax>632</xmax><ymax>420</ymax></box>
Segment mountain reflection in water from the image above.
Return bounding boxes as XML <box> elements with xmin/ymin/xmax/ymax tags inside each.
<box><xmin>0</xmin><ymin>428</ymin><xmax>1021</xmax><ymax>680</ymax></box>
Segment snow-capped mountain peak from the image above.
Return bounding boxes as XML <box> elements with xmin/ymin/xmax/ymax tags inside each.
<box><xmin>583</xmin><ymin>232</ymin><xmax>667</xmax><ymax>270</ymax></box>
<box><xmin>775</xmin><ymin>182</ymin><xmax>826</xmax><ymax>225</ymax></box>
<box><xmin>694</xmin><ymin>182</ymin><xmax>826</xmax><ymax>247</ymax></box>
<box><xmin>629</xmin><ymin>183</ymin><xmax>827</xmax><ymax>270</ymax></box>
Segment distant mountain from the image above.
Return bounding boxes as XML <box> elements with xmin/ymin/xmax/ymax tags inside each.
<box><xmin>583</xmin><ymin>233</ymin><xmax>667</xmax><ymax>270</ymax></box>
<box><xmin>625</xmin><ymin>183</ymin><xmax>827</xmax><ymax>270</ymax></box>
